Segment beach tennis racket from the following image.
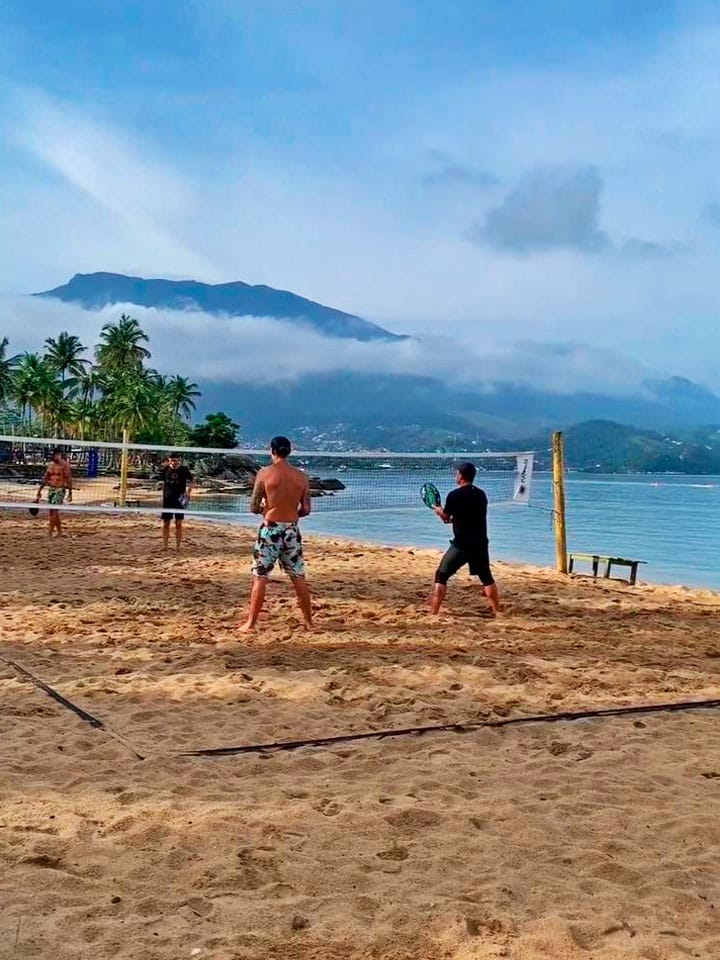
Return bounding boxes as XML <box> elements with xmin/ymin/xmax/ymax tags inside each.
<box><xmin>420</xmin><ymin>482</ymin><xmax>441</xmax><ymax>509</ymax></box>
<box><xmin>28</xmin><ymin>506</ymin><xmax>39</xmax><ymax>517</ymax></box>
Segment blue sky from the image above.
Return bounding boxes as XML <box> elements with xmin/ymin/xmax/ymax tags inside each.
<box><xmin>1</xmin><ymin>0</ymin><xmax>719</xmax><ymax>389</ymax></box>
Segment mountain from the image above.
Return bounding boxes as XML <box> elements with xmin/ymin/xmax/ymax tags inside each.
<box><xmin>197</xmin><ymin>372</ymin><xmax>720</xmax><ymax>445</ymax></box>
<box><xmin>34</xmin><ymin>272</ymin><xmax>720</xmax><ymax>442</ymax></box>
<box><xmin>35</xmin><ymin>272</ymin><xmax>403</xmax><ymax>342</ymax></box>
<box><xmin>527</xmin><ymin>420</ymin><xmax>720</xmax><ymax>474</ymax></box>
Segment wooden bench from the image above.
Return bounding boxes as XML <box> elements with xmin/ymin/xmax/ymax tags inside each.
<box><xmin>568</xmin><ymin>553</ymin><xmax>646</xmax><ymax>586</ymax></box>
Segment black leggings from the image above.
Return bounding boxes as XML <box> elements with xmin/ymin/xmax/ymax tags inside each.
<box><xmin>435</xmin><ymin>544</ymin><xmax>494</xmax><ymax>587</ymax></box>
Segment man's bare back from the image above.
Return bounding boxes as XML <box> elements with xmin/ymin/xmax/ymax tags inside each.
<box><xmin>251</xmin><ymin>461</ymin><xmax>310</xmax><ymax>522</ymax></box>
<box><xmin>239</xmin><ymin>436</ymin><xmax>314</xmax><ymax>634</ymax></box>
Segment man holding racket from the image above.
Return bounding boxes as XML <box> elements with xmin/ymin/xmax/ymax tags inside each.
<box><xmin>158</xmin><ymin>453</ymin><xmax>194</xmax><ymax>552</ymax></box>
<box><xmin>429</xmin><ymin>462</ymin><xmax>500</xmax><ymax>616</ymax></box>
<box><xmin>36</xmin><ymin>448</ymin><xmax>73</xmax><ymax>538</ymax></box>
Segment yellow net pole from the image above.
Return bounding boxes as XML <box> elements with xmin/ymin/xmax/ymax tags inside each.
<box><xmin>119</xmin><ymin>427</ymin><xmax>130</xmax><ymax>507</ymax></box>
<box><xmin>552</xmin><ymin>431</ymin><xmax>568</xmax><ymax>574</ymax></box>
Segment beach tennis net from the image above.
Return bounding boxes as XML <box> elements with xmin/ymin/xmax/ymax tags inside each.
<box><xmin>0</xmin><ymin>435</ymin><xmax>534</xmax><ymax>518</ymax></box>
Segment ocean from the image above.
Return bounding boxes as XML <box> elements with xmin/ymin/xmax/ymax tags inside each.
<box><xmin>296</xmin><ymin>473</ymin><xmax>720</xmax><ymax>591</ymax></box>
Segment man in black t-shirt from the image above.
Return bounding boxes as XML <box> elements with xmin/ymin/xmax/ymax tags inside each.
<box><xmin>431</xmin><ymin>461</ymin><xmax>501</xmax><ymax>616</ymax></box>
<box><xmin>157</xmin><ymin>453</ymin><xmax>194</xmax><ymax>551</ymax></box>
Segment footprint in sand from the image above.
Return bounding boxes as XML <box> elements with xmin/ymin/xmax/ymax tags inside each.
<box><xmin>385</xmin><ymin>809</ymin><xmax>442</xmax><ymax>832</ymax></box>
<box><xmin>376</xmin><ymin>845</ymin><xmax>409</xmax><ymax>861</ymax></box>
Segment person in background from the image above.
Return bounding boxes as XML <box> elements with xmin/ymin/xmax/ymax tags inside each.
<box><xmin>158</xmin><ymin>453</ymin><xmax>194</xmax><ymax>551</ymax></box>
<box><xmin>431</xmin><ymin>461</ymin><xmax>501</xmax><ymax>616</ymax></box>
<box><xmin>36</xmin><ymin>448</ymin><xmax>73</xmax><ymax>538</ymax></box>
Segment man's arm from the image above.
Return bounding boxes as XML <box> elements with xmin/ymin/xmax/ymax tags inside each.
<box><xmin>298</xmin><ymin>479</ymin><xmax>312</xmax><ymax>518</ymax></box>
<box><xmin>434</xmin><ymin>492</ymin><xmax>453</xmax><ymax>524</ymax></box>
<box><xmin>65</xmin><ymin>462</ymin><xmax>73</xmax><ymax>500</ymax></box>
<box><xmin>36</xmin><ymin>467</ymin><xmax>51</xmax><ymax>501</ymax></box>
<box><xmin>250</xmin><ymin>471</ymin><xmax>266</xmax><ymax>515</ymax></box>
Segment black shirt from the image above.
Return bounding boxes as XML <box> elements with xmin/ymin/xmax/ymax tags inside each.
<box><xmin>444</xmin><ymin>484</ymin><xmax>488</xmax><ymax>552</ymax></box>
<box><xmin>158</xmin><ymin>465</ymin><xmax>193</xmax><ymax>504</ymax></box>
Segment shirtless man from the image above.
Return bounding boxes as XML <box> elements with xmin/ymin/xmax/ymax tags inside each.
<box><xmin>36</xmin><ymin>448</ymin><xmax>73</xmax><ymax>538</ymax></box>
<box><xmin>239</xmin><ymin>436</ymin><xmax>313</xmax><ymax>632</ymax></box>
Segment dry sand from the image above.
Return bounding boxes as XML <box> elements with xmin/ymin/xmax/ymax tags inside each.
<box><xmin>1</xmin><ymin>512</ymin><xmax>719</xmax><ymax>960</ymax></box>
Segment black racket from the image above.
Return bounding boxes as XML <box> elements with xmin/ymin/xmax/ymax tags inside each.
<box><xmin>28</xmin><ymin>506</ymin><xmax>40</xmax><ymax>517</ymax></box>
<box><xmin>420</xmin><ymin>482</ymin><xmax>441</xmax><ymax>509</ymax></box>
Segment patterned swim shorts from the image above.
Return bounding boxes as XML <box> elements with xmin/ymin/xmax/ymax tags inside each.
<box><xmin>48</xmin><ymin>488</ymin><xmax>66</xmax><ymax>506</ymax></box>
<box><xmin>251</xmin><ymin>521</ymin><xmax>305</xmax><ymax>579</ymax></box>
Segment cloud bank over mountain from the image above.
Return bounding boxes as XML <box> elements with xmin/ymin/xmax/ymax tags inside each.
<box><xmin>2</xmin><ymin>5</ymin><xmax>720</xmax><ymax>392</ymax></box>
<box><xmin>0</xmin><ymin>294</ymin><xmax>657</xmax><ymax>397</ymax></box>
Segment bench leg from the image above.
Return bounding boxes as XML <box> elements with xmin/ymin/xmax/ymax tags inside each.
<box><xmin>604</xmin><ymin>560</ymin><xmax>611</xmax><ymax>579</ymax></box>
<box><xmin>629</xmin><ymin>562</ymin><xmax>638</xmax><ymax>586</ymax></box>
<box><xmin>592</xmin><ymin>557</ymin><xmax>599</xmax><ymax>577</ymax></box>
<box><xmin>569</xmin><ymin>557</ymin><xmax>574</xmax><ymax>574</ymax></box>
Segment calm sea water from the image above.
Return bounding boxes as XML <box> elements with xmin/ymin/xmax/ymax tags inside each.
<box><xmin>268</xmin><ymin>473</ymin><xmax>719</xmax><ymax>591</ymax></box>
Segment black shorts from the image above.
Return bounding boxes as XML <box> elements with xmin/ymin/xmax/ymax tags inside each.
<box><xmin>161</xmin><ymin>500</ymin><xmax>185</xmax><ymax>522</ymax></box>
<box><xmin>435</xmin><ymin>544</ymin><xmax>494</xmax><ymax>587</ymax></box>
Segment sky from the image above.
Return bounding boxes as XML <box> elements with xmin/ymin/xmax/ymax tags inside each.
<box><xmin>1</xmin><ymin>0</ymin><xmax>720</xmax><ymax>390</ymax></box>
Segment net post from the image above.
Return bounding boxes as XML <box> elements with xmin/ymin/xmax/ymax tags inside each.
<box><xmin>119</xmin><ymin>428</ymin><xmax>130</xmax><ymax>507</ymax></box>
<box><xmin>552</xmin><ymin>431</ymin><xmax>568</xmax><ymax>574</ymax></box>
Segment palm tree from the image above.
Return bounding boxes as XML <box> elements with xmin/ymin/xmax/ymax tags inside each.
<box><xmin>101</xmin><ymin>369</ymin><xmax>159</xmax><ymax>440</ymax></box>
<box><xmin>14</xmin><ymin>353</ymin><xmax>47</xmax><ymax>422</ymax></box>
<box><xmin>66</xmin><ymin>397</ymin><xmax>97</xmax><ymax>440</ymax></box>
<box><xmin>77</xmin><ymin>367</ymin><xmax>103</xmax><ymax>405</ymax></box>
<box><xmin>95</xmin><ymin>315</ymin><xmax>150</xmax><ymax>376</ymax></box>
<box><xmin>49</xmin><ymin>393</ymin><xmax>74</xmax><ymax>435</ymax></box>
<box><xmin>0</xmin><ymin>337</ymin><xmax>20</xmax><ymax>407</ymax></box>
<box><xmin>44</xmin><ymin>332</ymin><xmax>88</xmax><ymax>387</ymax></box>
<box><xmin>165</xmin><ymin>375</ymin><xmax>200</xmax><ymax>420</ymax></box>
<box><xmin>13</xmin><ymin>353</ymin><xmax>64</xmax><ymax>431</ymax></box>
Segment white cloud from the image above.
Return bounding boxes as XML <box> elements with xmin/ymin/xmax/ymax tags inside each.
<box><xmin>2</xmin><ymin>24</ymin><xmax>720</xmax><ymax>392</ymax></box>
<box><xmin>0</xmin><ymin>295</ymin><xmax>658</xmax><ymax>396</ymax></box>
<box><xmin>3</xmin><ymin>88</ymin><xmax>220</xmax><ymax>286</ymax></box>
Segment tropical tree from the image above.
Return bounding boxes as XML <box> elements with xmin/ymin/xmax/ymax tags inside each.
<box><xmin>164</xmin><ymin>375</ymin><xmax>200</xmax><ymax>420</ymax></box>
<box><xmin>0</xmin><ymin>337</ymin><xmax>20</xmax><ymax>407</ymax></box>
<box><xmin>2</xmin><ymin>317</ymin><xmax>204</xmax><ymax>444</ymax></box>
<box><xmin>66</xmin><ymin>397</ymin><xmax>97</xmax><ymax>440</ymax></box>
<box><xmin>191</xmin><ymin>412</ymin><xmax>239</xmax><ymax>448</ymax></box>
<box><xmin>77</xmin><ymin>367</ymin><xmax>104</xmax><ymax>405</ymax></box>
<box><xmin>95</xmin><ymin>314</ymin><xmax>151</xmax><ymax>376</ymax></box>
<box><xmin>99</xmin><ymin>370</ymin><xmax>157</xmax><ymax>438</ymax></box>
<box><xmin>44</xmin><ymin>332</ymin><xmax>88</xmax><ymax>386</ymax></box>
<box><xmin>13</xmin><ymin>353</ymin><xmax>50</xmax><ymax>422</ymax></box>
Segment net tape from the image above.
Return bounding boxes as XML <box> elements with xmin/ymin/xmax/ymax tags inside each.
<box><xmin>0</xmin><ymin>434</ymin><xmax>534</xmax><ymax>518</ymax></box>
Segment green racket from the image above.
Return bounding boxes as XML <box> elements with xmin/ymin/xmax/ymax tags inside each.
<box><xmin>420</xmin><ymin>482</ymin><xmax>441</xmax><ymax>509</ymax></box>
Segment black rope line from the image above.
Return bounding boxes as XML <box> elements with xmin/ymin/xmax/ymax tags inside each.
<box><xmin>0</xmin><ymin>654</ymin><xmax>145</xmax><ymax>760</ymax></box>
<box><xmin>179</xmin><ymin>697</ymin><xmax>720</xmax><ymax>758</ymax></box>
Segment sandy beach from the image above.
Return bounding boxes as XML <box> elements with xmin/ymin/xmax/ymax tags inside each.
<box><xmin>1</xmin><ymin>511</ymin><xmax>720</xmax><ymax>959</ymax></box>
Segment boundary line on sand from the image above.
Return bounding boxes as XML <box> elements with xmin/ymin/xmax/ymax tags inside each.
<box><xmin>3</xmin><ymin>651</ymin><xmax>718</xmax><ymax>762</ymax></box>
<box><xmin>0</xmin><ymin>654</ymin><xmax>145</xmax><ymax>760</ymax></box>
<box><xmin>179</xmin><ymin>697</ymin><xmax>720</xmax><ymax>757</ymax></box>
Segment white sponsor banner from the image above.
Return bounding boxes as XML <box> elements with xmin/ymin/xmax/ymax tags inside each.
<box><xmin>513</xmin><ymin>453</ymin><xmax>533</xmax><ymax>503</ymax></box>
